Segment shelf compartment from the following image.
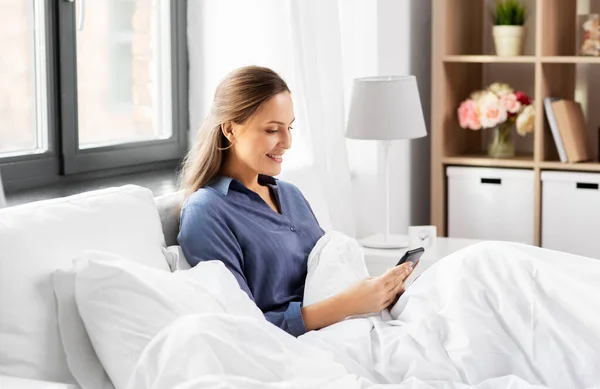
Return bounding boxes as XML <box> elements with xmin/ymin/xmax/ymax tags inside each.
<box><xmin>444</xmin><ymin>0</ymin><xmax>484</xmax><ymax>56</ymax></box>
<box><xmin>444</xmin><ymin>0</ymin><xmax>536</xmax><ymax>56</ymax></box>
<box><xmin>540</xmin><ymin>63</ymin><xmax>599</xmax><ymax>163</ymax></box>
<box><xmin>539</xmin><ymin>63</ymin><xmax>577</xmax><ymax>162</ymax></box>
<box><xmin>540</xmin><ymin>0</ymin><xmax>578</xmax><ymax>56</ymax></box>
<box><xmin>442</xmin><ymin>62</ymin><xmax>536</xmax><ymax>158</ymax></box>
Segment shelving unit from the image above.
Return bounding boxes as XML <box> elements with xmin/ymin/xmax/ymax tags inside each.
<box><xmin>431</xmin><ymin>0</ymin><xmax>600</xmax><ymax>245</ymax></box>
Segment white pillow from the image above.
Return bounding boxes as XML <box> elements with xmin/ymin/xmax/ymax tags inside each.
<box><xmin>74</xmin><ymin>251</ymin><xmax>263</xmax><ymax>389</ymax></box>
<box><xmin>51</xmin><ymin>269</ymin><xmax>115</xmax><ymax>389</ymax></box>
<box><xmin>162</xmin><ymin>245</ymin><xmax>192</xmax><ymax>271</ymax></box>
<box><xmin>0</xmin><ymin>185</ymin><xmax>170</xmax><ymax>383</ymax></box>
<box><xmin>51</xmin><ymin>246</ymin><xmax>188</xmax><ymax>389</ymax></box>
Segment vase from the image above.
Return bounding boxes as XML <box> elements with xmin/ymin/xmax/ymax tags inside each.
<box><xmin>488</xmin><ymin>123</ymin><xmax>514</xmax><ymax>158</ymax></box>
<box><xmin>493</xmin><ymin>25</ymin><xmax>526</xmax><ymax>56</ymax></box>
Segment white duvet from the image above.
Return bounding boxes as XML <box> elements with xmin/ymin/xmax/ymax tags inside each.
<box><xmin>127</xmin><ymin>237</ymin><xmax>600</xmax><ymax>389</ymax></box>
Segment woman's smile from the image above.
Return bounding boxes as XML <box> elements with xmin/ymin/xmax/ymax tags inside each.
<box><xmin>266</xmin><ymin>153</ymin><xmax>283</xmax><ymax>163</ymax></box>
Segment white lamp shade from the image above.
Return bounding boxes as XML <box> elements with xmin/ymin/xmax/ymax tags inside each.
<box><xmin>346</xmin><ymin>76</ymin><xmax>427</xmax><ymax>140</ymax></box>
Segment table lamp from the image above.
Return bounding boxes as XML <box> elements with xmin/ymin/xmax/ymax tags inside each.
<box><xmin>346</xmin><ymin>75</ymin><xmax>427</xmax><ymax>249</ymax></box>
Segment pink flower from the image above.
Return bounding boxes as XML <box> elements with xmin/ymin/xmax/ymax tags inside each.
<box><xmin>480</xmin><ymin>102</ymin><xmax>508</xmax><ymax>128</ymax></box>
<box><xmin>498</xmin><ymin>93</ymin><xmax>522</xmax><ymax>114</ymax></box>
<box><xmin>458</xmin><ymin>99</ymin><xmax>481</xmax><ymax>130</ymax></box>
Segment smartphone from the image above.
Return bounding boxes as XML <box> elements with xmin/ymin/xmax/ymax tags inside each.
<box><xmin>396</xmin><ymin>247</ymin><xmax>424</xmax><ymax>267</ymax></box>
<box><xmin>387</xmin><ymin>247</ymin><xmax>424</xmax><ymax>310</ymax></box>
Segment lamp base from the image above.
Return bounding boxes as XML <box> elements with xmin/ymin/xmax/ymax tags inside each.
<box><xmin>359</xmin><ymin>233</ymin><xmax>409</xmax><ymax>249</ymax></box>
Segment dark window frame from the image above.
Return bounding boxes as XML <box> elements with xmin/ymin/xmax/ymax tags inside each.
<box><xmin>0</xmin><ymin>0</ymin><xmax>188</xmax><ymax>193</ymax></box>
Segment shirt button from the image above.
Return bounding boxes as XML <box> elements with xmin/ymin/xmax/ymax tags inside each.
<box><xmin>290</xmin><ymin>227</ymin><xmax>296</xmax><ymax>232</ymax></box>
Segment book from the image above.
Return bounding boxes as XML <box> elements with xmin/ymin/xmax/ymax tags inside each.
<box><xmin>550</xmin><ymin>100</ymin><xmax>590</xmax><ymax>163</ymax></box>
<box><xmin>544</xmin><ymin>97</ymin><xmax>567</xmax><ymax>163</ymax></box>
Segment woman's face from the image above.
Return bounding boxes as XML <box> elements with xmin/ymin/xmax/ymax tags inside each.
<box><xmin>225</xmin><ymin>91</ymin><xmax>295</xmax><ymax>177</ymax></box>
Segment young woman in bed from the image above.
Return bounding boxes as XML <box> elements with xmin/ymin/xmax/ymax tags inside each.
<box><xmin>178</xmin><ymin>66</ymin><xmax>414</xmax><ymax>337</ymax></box>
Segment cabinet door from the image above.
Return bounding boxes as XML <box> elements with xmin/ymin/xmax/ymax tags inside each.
<box><xmin>542</xmin><ymin>172</ymin><xmax>600</xmax><ymax>258</ymax></box>
<box><xmin>448</xmin><ymin>167</ymin><xmax>535</xmax><ymax>244</ymax></box>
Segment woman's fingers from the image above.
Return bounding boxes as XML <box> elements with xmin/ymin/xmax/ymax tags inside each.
<box><xmin>382</xmin><ymin>263</ymin><xmax>412</xmax><ymax>283</ymax></box>
<box><xmin>395</xmin><ymin>279</ymin><xmax>406</xmax><ymax>294</ymax></box>
<box><xmin>383</xmin><ymin>281</ymin><xmax>407</xmax><ymax>310</ymax></box>
<box><xmin>383</xmin><ymin>266</ymin><xmax>412</xmax><ymax>291</ymax></box>
<box><xmin>383</xmin><ymin>296</ymin><xmax>395</xmax><ymax>308</ymax></box>
<box><xmin>380</xmin><ymin>262</ymin><xmax>417</xmax><ymax>309</ymax></box>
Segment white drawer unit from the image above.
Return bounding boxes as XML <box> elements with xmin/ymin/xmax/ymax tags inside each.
<box><xmin>541</xmin><ymin>171</ymin><xmax>600</xmax><ymax>259</ymax></box>
<box><xmin>447</xmin><ymin>167</ymin><xmax>535</xmax><ymax>244</ymax></box>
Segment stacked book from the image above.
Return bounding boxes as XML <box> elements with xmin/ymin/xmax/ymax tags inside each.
<box><xmin>544</xmin><ymin>98</ymin><xmax>591</xmax><ymax>163</ymax></box>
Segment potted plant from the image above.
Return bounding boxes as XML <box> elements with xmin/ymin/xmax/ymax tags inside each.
<box><xmin>492</xmin><ymin>0</ymin><xmax>527</xmax><ymax>56</ymax></box>
<box><xmin>457</xmin><ymin>83</ymin><xmax>535</xmax><ymax>158</ymax></box>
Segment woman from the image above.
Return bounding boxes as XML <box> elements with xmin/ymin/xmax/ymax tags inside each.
<box><xmin>178</xmin><ymin>66</ymin><xmax>414</xmax><ymax>337</ymax></box>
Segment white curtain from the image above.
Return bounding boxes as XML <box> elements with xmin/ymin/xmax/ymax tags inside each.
<box><xmin>187</xmin><ymin>0</ymin><xmax>356</xmax><ymax>237</ymax></box>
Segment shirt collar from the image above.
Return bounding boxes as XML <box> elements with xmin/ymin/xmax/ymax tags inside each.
<box><xmin>208</xmin><ymin>174</ymin><xmax>278</xmax><ymax>195</ymax></box>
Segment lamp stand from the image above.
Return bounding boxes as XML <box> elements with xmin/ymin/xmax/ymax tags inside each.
<box><xmin>359</xmin><ymin>140</ymin><xmax>409</xmax><ymax>249</ymax></box>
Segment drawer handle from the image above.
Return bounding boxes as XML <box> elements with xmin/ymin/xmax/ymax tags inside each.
<box><xmin>576</xmin><ymin>182</ymin><xmax>599</xmax><ymax>190</ymax></box>
<box><xmin>481</xmin><ymin>178</ymin><xmax>501</xmax><ymax>185</ymax></box>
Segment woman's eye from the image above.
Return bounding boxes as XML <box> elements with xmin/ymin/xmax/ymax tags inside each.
<box><xmin>266</xmin><ymin>129</ymin><xmax>278</xmax><ymax>134</ymax></box>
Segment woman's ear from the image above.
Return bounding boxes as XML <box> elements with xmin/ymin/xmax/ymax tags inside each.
<box><xmin>221</xmin><ymin>122</ymin><xmax>235</xmax><ymax>143</ymax></box>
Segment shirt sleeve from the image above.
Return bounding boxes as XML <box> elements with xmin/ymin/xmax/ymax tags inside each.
<box><xmin>264</xmin><ymin>302</ymin><xmax>306</xmax><ymax>337</ymax></box>
<box><xmin>178</xmin><ymin>201</ymin><xmax>307</xmax><ymax>337</ymax></box>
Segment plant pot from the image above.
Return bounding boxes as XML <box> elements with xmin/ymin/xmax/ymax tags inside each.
<box><xmin>488</xmin><ymin>123</ymin><xmax>515</xmax><ymax>158</ymax></box>
<box><xmin>493</xmin><ymin>25</ymin><xmax>526</xmax><ymax>56</ymax></box>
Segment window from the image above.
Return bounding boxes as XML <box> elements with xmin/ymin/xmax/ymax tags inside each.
<box><xmin>0</xmin><ymin>1</ymin><xmax>48</xmax><ymax>158</ymax></box>
<box><xmin>75</xmin><ymin>0</ymin><xmax>172</xmax><ymax>148</ymax></box>
<box><xmin>0</xmin><ymin>0</ymin><xmax>187</xmax><ymax>191</ymax></box>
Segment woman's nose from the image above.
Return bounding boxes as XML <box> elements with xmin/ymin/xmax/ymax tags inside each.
<box><xmin>280</xmin><ymin>129</ymin><xmax>292</xmax><ymax>149</ymax></box>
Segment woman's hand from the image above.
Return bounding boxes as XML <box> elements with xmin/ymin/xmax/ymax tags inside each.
<box><xmin>301</xmin><ymin>261</ymin><xmax>416</xmax><ymax>331</ymax></box>
<box><xmin>342</xmin><ymin>262</ymin><xmax>414</xmax><ymax>316</ymax></box>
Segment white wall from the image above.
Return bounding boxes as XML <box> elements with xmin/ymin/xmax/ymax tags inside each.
<box><xmin>347</xmin><ymin>0</ymin><xmax>432</xmax><ymax>238</ymax></box>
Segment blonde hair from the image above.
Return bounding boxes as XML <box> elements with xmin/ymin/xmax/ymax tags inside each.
<box><xmin>179</xmin><ymin>66</ymin><xmax>290</xmax><ymax>202</ymax></box>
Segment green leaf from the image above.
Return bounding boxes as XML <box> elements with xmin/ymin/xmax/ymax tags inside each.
<box><xmin>491</xmin><ymin>0</ymin><xmax>527</xmax><ymax>26</ymax></box>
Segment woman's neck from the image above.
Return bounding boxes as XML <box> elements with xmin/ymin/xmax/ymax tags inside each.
<box><xmin>220</xmin><ymin>156</ymin><xmax>262</xmax><ymax>192</ymax></box>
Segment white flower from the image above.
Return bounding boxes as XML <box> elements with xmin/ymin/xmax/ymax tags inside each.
<box><xmin>488</xmin><ymin>82</ymin><xmax>514</xmax><ymax>96</ymax></box>
<box><xmin>516</xmin><ymin>105</ymin><xmax>535</xmax><ymax>136</ymax></box>
<box><xmin>477</xmin><ymin>91</ymin><xmax>500</xmax><ymax>106</ymax></box>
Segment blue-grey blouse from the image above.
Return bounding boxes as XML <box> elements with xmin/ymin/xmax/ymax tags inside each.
<box><xmin>177</xmin><ymin>174</ymin><xmax>325</xmax><ymax>337</ymax></box>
